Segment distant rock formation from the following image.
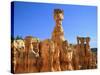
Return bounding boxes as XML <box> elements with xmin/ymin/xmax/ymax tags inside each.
<box><xmin>11</xmin><ymin>9</ymin><xmax>97</xmax><ymax>73</ymax></box>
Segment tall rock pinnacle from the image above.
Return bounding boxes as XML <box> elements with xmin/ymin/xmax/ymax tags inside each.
<box><xmin>51</xmin><ymin>9</ymin><xmax>65</xmax><ymax>71</ymax></box>
<box><xmin>51</xmin><ymin>9</ymin><xmax>65</xmax><ymax>43</ymax></box>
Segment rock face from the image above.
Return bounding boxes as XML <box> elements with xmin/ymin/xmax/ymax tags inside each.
<box><xmin>11</xmin><ymin>36</ymin><xmax>40</xmax><ymax>73</ymax></box>
<box><xmin>24</xmin><ymin>36</ymin><xmax>39</xmax><ymax>73</ymax></box>
<box><xmin>11</xmin><ymin>40</ymin><xmax>25</xmax><ymax>73</ymax></box>
<box><xmin>51</xmin><ymin>9</ymin><xmax>65</xmax><ymax>71</ymax></box>
<box><xmin>60</xmin><ymin>40</ymin><xmax>73</xmax><ymax>70</ymax></box>
<box><xmin>52</xmin><ymin>9</ymin><xmax>65</xmax><ymax>42</ymax></box>
<box><xmin>76</xmin><ymin>37</ymin><xmax>97</xmax><ymax>69</ymax></box>
<box><xmin>11</xmin><ymin>9</ymin><xmax>97</xmax><ymax>73</ymax></box>
<box><xmin>39</xmin><ymin>39</ymin><xmax>54</xmax><ymax>72</ymax></box>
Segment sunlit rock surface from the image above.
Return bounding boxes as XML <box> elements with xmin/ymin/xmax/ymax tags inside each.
<box><xmin>11</xmin><ymin>9</ymin><xmax>97</xmax><ymax>73</ymax></box>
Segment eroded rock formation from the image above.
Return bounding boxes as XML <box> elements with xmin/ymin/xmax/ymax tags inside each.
<box><xmin>11</xmin><ymin>9</ymin><xmax>97</xmax><ymax>73</ymax></box>
<box><xmin>39</xmin><ymin>39</ymin><xmax>54</xmax><ymax>72</ymax></box>
<box><xmin>51</xmin><ymin>9</ymin><xmax>65</xmax><ymax>71</ymax></box>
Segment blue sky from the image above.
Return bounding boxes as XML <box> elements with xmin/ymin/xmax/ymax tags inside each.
<box><xmin>12</xmin><ymin>1</ymin><xmax>97</xmax><ymax>48</ymax></box>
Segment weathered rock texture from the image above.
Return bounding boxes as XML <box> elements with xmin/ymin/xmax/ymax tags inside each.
<box><xmin>77</xmin><ymin>37</ymin><xmax>97</xmax><ymax>69</ymax></box>
<box><xmin>51</xmin><ymin>9</ymin><xmax>65</xmax><ymax>71</ymax></box>
<box><xmin>24</xmin><ymin>36</ymin><xmax>39</xmax><ymax>73</ymax></box>
<box><xmin>39</xmin><ymin>39</ymin><xmax>54</xmax><ymax>72</ymax></box>
<box><xmin>11</xmin><ymin>9</ymin><xmax>97</xmax><ymax>73</ymax></box>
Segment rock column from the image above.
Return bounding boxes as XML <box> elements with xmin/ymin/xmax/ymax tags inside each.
<box><xmin>51</xmin><ymin>9</ymin><xmax>65</xmax><ymax>71</ymax></box>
